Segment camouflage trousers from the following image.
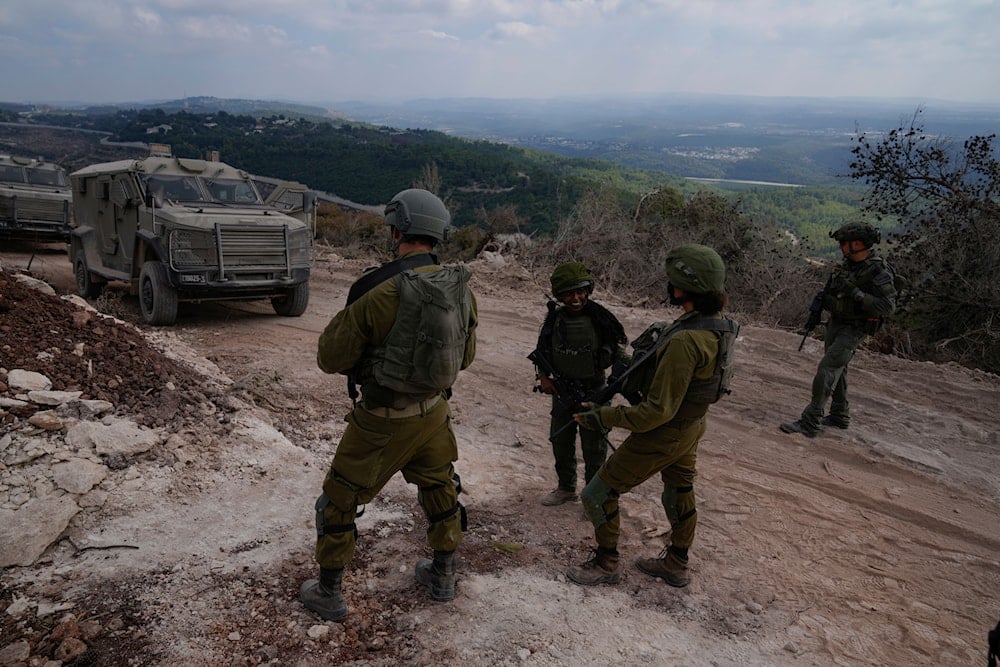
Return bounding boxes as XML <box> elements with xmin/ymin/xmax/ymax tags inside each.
<box><xmin>581</xmin><ymin>414</ymin><xmax>706</xmax><ymax>552</ymax></box>
<box><xmin>313</xmin><ymin>398</ymin><xmax>461</xmax><ymax>571</ymax></box>
<box><xmin>549</xmin><ymin>396</ymin><xmax>608</xmax><ymax>490</ymax></box>
<box><xmin>800</xmin><ymin>319</ymin><xmax>866</xmax><ymax>429</ymax></box>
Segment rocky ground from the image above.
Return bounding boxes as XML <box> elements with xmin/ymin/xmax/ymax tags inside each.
<box><xmin>1</xmin><ymin>240</ymin><xmax>999</xmax><ymax>666</ymax></box>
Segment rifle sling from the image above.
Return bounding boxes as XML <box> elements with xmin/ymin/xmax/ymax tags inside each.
<box><xmin>345</xmin><ymin>253</ymin><xmax>438</xmax><ymax>306</ymax></box>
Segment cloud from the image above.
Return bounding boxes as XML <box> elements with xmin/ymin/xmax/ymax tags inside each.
<box><xmin>0</xmin><ymin>0</ymin><xmax>997</xmax><ymax>103</ymax></box>
<box><xmin>420</xmin><ymin>29</ymin><xmax>460</xmax><ymax>41</ymax></box>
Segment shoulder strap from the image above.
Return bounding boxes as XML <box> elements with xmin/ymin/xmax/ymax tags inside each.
<box><xmin>345</xmin><ymin>253</ymin><xmax>438</xmax><ymax>306</ymax></box>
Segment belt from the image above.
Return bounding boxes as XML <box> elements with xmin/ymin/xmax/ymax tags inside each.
<box><xmin>361</xmin><ymin>394</ymin><xmax>442</xmax><ymax>419</ymax></box>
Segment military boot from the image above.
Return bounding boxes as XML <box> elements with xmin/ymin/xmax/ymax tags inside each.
<box><xmin>635</xmin><ymin>547</ymin><xmax>690</xmax><ymax>588</ymax></box>
<box><xmin>821</xmin><ymin>414</ymin><xmax>849</xmax><ymax>429</ymax></box>
<box><xmin>779</xmin><ymin>420</ymin><xmax>819</xmax><ymax>438</ymax></box>
<box><xmin>415</xmin><ymin>550</ymin><xmax>457</xmax><ymax>601</ymax></box>
<box><xmin>567</xmin><ymin>548</ymin><xmax>620</xmax><ymax>585</ymax></box>
<box><xmin>541</xmin><ymin>487</ymin><xmax>578</xmax><ymax>506</ymax></box>
<box><xmin>299</xmin><ymin>568</ymin><xmax>348</xmax><ymax>621</ymax></box>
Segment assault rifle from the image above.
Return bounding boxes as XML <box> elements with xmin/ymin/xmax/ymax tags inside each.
<box><xmin>797</xmin><ymin>290</ymin><xmax>825</xmax><ymax>352</ymax></box>
<box><xmin>527</xmin><ymin>349</ymin><xmax>588</xmax><ymax>414</ymax></box>
<box><xmin>539</xmin><ymin>325</ymin><xmax>673</xmax><ymax>441</ymax></box>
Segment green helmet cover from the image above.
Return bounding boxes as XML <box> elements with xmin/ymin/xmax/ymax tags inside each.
<box><xmin>665</xmin><ymin>244</ymin><xmax>726</xmax><ymax>293</ymax></box>
<box><xmin>830</xmin><ymin>222</ymin><xmax>880</xmax><ymax>247</ymax></box>
<box><xmin>384</xmin><ymin>188</ymin><xmax>452</xmax><ymax>241</ymax></box>
<box><xmin>550</xmin><ymin>261</ymin><xmax>595</xmax><ymax>295</ymax></box>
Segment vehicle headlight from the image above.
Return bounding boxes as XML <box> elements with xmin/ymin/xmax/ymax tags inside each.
<box><xmin>287</xmin><ymin>227</ymin><xmax>313</xmax><ymax>267</ymax></box>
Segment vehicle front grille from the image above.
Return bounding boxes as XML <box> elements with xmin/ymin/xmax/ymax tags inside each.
<box><xmin>0</xmin><ymin>195</ymin><xmax>71</xmax><ymax>225</ymax></box>
<box><xmin>169</xmin><ymin>224</ymin><xmax>311</xmax><ymax>274</ymax></box>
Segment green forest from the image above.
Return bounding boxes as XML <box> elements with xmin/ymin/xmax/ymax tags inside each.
<box><xmin>22</xmin><ymin>106</ymin><xmax>866</xmax><ymax>253</ymax></box>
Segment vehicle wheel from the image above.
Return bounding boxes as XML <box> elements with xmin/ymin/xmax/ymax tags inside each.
<box><xmin>271</xmin><ymin>281</ymin><xmax>309</xmax><ymax>317</ymax></box>
<box><xmin>139</xmin><ymin>262</ymin><xmax>178</xmax><ymax>326</ymax></box>
<box><xmin>74</xmin><ymin>256</ymin><xmax>103</xmax><ymax>299</ymax></box>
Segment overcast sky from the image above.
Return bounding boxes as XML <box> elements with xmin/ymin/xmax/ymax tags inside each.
<box><xmin>1</xmin><ymin>0</ymin><xmax>998</xmax><ymax>106</ymax></box>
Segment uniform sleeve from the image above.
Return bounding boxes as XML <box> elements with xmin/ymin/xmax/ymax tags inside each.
<box><xmin>462</xmin><ymin>290</ymin><xmax>478</xmax><ymax>370</ymax></box>
<box><xmin>858</xmin><ymin>266</ymin><xmax>897</xmax><ymax>317</ymax></box>
<box><xmin>597</xmin><ymin>332</ymin><xmax>705</xmax><ymax>433</ymax></box>
<box><xmin>316</xmin><ymin>280</ymin><xmax>399</xmax><ymax>375</ymax></box>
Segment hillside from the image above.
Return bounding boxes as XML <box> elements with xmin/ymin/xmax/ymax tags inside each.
<box><xmin>2</xmin><ymin>242</ymin><xmax>998</xmax><ymax>665</ymax></box>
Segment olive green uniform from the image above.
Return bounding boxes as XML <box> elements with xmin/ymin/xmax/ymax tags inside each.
<box><xmin>581</xmin><ymin>310</ymin><xmax>720</xmax><ymax>554</ymax></box>
<box><xmin>313</xmin><ymin>251</ymin><xmax>477</xmax><ymax>570</ymax></box>
<box><xmin>798</xmin><ymin>252</ymin><xmax>896</xmax><ymax>430</ymax></box>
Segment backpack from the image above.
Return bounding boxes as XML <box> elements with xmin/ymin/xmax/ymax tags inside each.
<box><xmin>618</xmin><ymin>315</ymin><xmax>740</xmax><ymax>406</ymax></box>
<box><xmin>371</xmin><ymin>265</ymin><xmax>472</xmax><ymax>395</ymax></box>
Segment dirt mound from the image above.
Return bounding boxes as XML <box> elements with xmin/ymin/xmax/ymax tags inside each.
<box><xmin>0</xmin><ymin>267</ymin><xmax>213</xmax><ymax>428</ymax></box>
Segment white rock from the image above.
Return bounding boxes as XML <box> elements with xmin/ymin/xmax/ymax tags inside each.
<box><xmin>307</xmin><ymin>624</ymin><xmax>330</xmax><ymax>639</ymax></box>
<box><xmin>0</xmin><ymin>496</ymin><xmax>80</xmax><ymax>567</ymax></box>
<box><xmin>7</xmin><ymin>369</ymin><xmax>52</xmax><ymax>391</ymax></box>
<box><xmin>0</xmin><ymin>397</ymin><xmax>30</xmax><ymax>408</ymax></box>
<box><xmin>52</xmin><ymin>459</ymin><xmax>109</xmax><ymax>494</ymax></box>
<box><xmin>28</xmin><ymin>390</ymin><xmax>84</xmax><ymax>406</ymax></box>
<box><xmin>14</xmin><ymin>273</ymin><xmax>56</xmax><ymax>295</ymax></box>
<box><xmin>65</xmin><ymin>419</ymin><xmax>160</xmax><ymax>457</ymax></box>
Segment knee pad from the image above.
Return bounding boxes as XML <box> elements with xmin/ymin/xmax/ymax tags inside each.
<box><xmin>314</xmin><ymin>494</ymin><xmax>357</xmax><ymax>539</ymax></box>
<box><xmin>581</xmin><ymin>476</ymin><xmax>618</xmax><ymax>527</ymax></box>
<box><xmin>661</xmin><ymin>484</ymin><xmax>695</xmax><ymax>528</ymax></box>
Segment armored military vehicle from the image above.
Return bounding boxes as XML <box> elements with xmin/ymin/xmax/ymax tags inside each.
<box><xmin>69</xmin><ymin>155</ymin><xmax>312</xmax><ymax>325</ymax></box>
<box><xmin>0</xmin><ymin>154</ymin><xmax>73</xmax><ymax>241</ymax></box>
<box><xmin>250</xmin><ymin>174</ymin><xmax>318</xmax><ymax>235</ymax></box>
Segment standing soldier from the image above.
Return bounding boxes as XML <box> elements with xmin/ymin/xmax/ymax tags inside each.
<box><xmin>531</xmin><ymin>262</ymin><xmax>627</xmax><ymax>506</ymax></box>
<box><xmin>567</xmin><ymin>245</ymin><xmax>739</xmax><ymax>588</ymax></box>
<box><xmin>780</xmin><ymin>222</ymin><xmax>896</xmax><ymax>437</ymax></box>
<box><xmin>300</xmin><ymin>189</ymin><xmax>478</xmax><ymax>621</ymax></box>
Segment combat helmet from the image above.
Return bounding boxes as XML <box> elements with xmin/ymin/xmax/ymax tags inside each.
<box><xmin>665</xmin><ymin>244</ymin><xmax>725</xmax><ymax>294</ymax></box>
<box><xmin>830</xmin><ymin>222</ymin><xmax>880</xmax><ymax>248</ymax></box>
<box><xmin>384</xmin><ymin>189</ymin><xmax>452</xmax><ymax>241</ymax></box>
<box><xmin>550</xmin><ymin>261</ymin><xmax>595</xmax><ymax>296</ymax></box>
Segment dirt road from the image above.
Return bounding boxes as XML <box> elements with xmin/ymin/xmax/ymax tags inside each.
<box><xmin>2</xmin><ymin>242</ymin><xmax>999</xmax><ymax>665</ymax></box>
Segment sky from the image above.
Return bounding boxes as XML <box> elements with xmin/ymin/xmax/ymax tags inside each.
<box><xmin>1</xmin><ymin>0</ymin><xmax>998</xmax><ymax>106</ymax></box>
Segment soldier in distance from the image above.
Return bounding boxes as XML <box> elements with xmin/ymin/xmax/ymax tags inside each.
<box><xmin>780</xmin><ymin>222</ymin><xmax>897</xmax><ymax>438</ymax></box>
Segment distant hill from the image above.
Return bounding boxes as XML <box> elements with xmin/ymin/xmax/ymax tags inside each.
<box><xmin>29</xmin><ymin>96</ymin><xmax>342</xmax><ymax>124</ymax></box>
<box><xmin>331</xmin><ymin>94</ymin><xmax>1000</xmax><ymax>186</ymax></box>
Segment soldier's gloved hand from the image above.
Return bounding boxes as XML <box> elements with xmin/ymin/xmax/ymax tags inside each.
<box><xmin>574</xmin><ymin>403</ymin><xmax>604</xmax><ymax>431</ymax></box>
<box><xmin>851</xmin><ymin>287</ymin><xmax>865</xmax><ymax>302</ymax></box>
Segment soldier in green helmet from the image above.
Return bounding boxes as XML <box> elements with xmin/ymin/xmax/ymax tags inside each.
<box><xmin>780</xmin><ymin>222</ymin><xmax>897</xmax><ymax>438</ymax></box>
<box><xmin>300</xmin><ymin>188</ymin><xmax>478</xmax><ymax>621</ymax></box>
<box><xmin>531</xmin><ymin>262</ymin><xmax>627</xmax><ymax>506</ymax></box>
<box><xmin>567</xmin><ymin>245</ymin><xmax>740</xmax><ymax>588</ymax></box>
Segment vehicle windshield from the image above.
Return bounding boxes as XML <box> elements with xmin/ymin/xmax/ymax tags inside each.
<box><xmin>0</xmin><ymin>165</ymin><xmax>23</xmax><ymax>184</ymax></box>
<box><xmin>204</xmin><ymin>177</ymin><xmax>261</xmax><ymax>204</ymax></box>
<box><xmin>143</xmin><ymin>175</ymin><xmax>262</xmax><ymax>205</ymax></box>
<box><xmin>25</xmin><ymin>168</ymin><xmax>68</xmax><ymax>187</ymax></box>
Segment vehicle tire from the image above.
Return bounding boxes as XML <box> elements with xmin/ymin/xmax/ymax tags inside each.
<box><xmin>139</xmin><ymin>262</ymin><xmax>178</xmax><ymax>326</ymax></box>
<box><xmin>74</xmin><ymin>256</ymin><xmax>103</xmax><ymax>299</ymax></box>
<box><xmin>271</xmin><ymin>281</ymin><xmax>309</xmax><ymax>317</ymax></box>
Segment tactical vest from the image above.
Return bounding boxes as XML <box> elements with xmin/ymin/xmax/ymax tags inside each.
<box><xmin>364</xmin><ymin>265</ymin><xmax>472</xmax><ymax>400</ymax></box>
<box><xmin>550</xmin><ymin>310</ymin><xmax>603</xmax><ymax>383</ymax></box>
<box><xmin>823</xmin><ymin>255</ymin><xmax>894</xmax><ymax>321</ymax></box>
<box><xmin>620</xmin><ymin>315</ymin><xmax>740</xmax><ymax>406</ymax></box>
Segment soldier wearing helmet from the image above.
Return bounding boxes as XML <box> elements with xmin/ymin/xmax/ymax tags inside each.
<box><xmin>302</xmin><ymin>189</ymin><xmax>478</xmax><ymax>620</ymax></box>
<box><xmin>567</xmin><ymin>245</ymin><xmax>740</xmax><ymax>589</ymax></box>
<box><xmin>531</xmin><ymin>262</ymin><xmax>627</xmax><ymax>507</ymax></box>
<box><xmin>780</xmin><ymin>222</ymin><xmax>897</xmax><ymax>438</ymax></box>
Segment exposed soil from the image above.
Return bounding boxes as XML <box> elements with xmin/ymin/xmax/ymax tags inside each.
<box><xmin>1</xmin><ymin>240</ymin><xmax>999</xmax><ymax>666</ymax></box>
